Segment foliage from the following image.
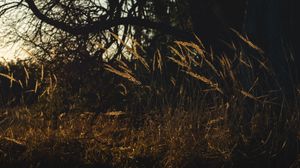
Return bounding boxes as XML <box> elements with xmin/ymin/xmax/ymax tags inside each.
<box><xmin>0</xmin><ymin>60</ymin><xmax>49</xmax><ymax>107</ymax></box>
<box><xmin>1</xmin><ymin>37</ymin><xmax>299</xmax><ymax>167</ymax></box>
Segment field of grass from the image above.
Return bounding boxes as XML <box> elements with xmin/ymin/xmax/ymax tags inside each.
<box><xmin>0</xmin><ymin>38</ymin><xmax>300</xmax><ymax>167</ymax></box>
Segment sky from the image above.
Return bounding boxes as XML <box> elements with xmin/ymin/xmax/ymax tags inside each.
<box><xmin>0</xmin><ymin>0</ymin><xmax>28</xmax><ymax>61</ymax></box>
<box><xmin>0</xmin><ymin>0</ymin><xmax>108</xmax><ymax>62</ymax></box>
<box><xmin>0</xmin><ymin>40</ymin><xmax>28</xmax><ymax>61</ymax></box>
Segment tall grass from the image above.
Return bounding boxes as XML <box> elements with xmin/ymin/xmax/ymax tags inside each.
<box><xmin>0</xmin><ymin>35</ymin><xmax>299</xmax><ymax>167</ymax></box>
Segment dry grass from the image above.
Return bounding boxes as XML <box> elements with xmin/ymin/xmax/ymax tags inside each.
<box><xmin>0</xmin><ymin>106</ymin><xmax>223</xmax><ymax>167</ymax></box>
<box><xmin>0</xmin><ymin>102</ymin><xmax>293</xmax><ymax>167</ymax></box>
<box><xmin>0</xmin><ymin>36</ymin><xmax>300</xmax><ymax>167</ymax></box>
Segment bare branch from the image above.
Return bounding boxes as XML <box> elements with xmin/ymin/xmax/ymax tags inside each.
<box><xmin>24</xmin><ymin>0</ymin><xmax>194</xmax><ymax>40</ymax></box>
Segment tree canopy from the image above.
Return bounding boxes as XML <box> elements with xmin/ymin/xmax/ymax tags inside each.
<box><xmin>0</xmin><ymin>0</ymin><xmax>299</xmax><ymax>95</ymax></box>
<box><xmin>0</xmin><ymin>0</ymin><xmax>249</xmax><ymax>56</ymax></box>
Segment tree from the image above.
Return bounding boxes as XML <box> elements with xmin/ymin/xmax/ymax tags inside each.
<box><xmin>187</xmin><ymin>0</ymin><xmax>246</xmax><ymax>46</ymax></box>
<box><xmin>1</xmin><ymin>0</ymin><xmax>299</xmax><ymax>98</ymax></box>
<box><xmin>245</xmin><ymin>0</ymin><xmax>300</xmax><ymax>98</ymax></box>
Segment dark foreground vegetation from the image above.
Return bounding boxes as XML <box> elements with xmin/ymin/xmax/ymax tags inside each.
<box><xmin>1</xmin><ymin>39</ymin><xmax>300</xmax><ymax>168</ymax></box>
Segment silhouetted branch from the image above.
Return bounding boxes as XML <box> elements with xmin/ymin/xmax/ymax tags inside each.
<box><xmin>24</xmin><ymin>0</ymin><xmax>194</xmax><ymax>40</ymax></box>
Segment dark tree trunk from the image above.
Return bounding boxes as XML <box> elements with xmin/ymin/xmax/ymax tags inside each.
<box><xmin>244</xmin><ymin>2</ymin><xmax>300</xmax><ymax>164</ymax></box>
<box><xmin>187</xmin><ymin>0</ymin><xmax>247</xmax><ymax>51</ymax></box>
<box><xmin>187</xmin><ymin>0</ymin><xmax>299</xmax><ymax>94</ymax></box>
<box><xmin>187</xmin><ymin>0</ymin><xmax>226</xmax><ymax>44</ymax></box>
<box><xmin>245</xmin><ymin>0</ymin><xmax>300</xmax><ymax>97</ymax></box>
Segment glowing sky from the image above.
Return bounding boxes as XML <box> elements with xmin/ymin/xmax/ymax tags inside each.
<box><xmin>0</xmin><ymin>0</ymin><xmax>28</xmax><ymax>61</ymax></box>
<box><xmin>0</xmin><ymin>42</ymin><xmax>28</xmax><ymax>61</ymax></box>
<box><xmin>0</xmin><ymin>0</ymin><xmax>108</xmax><ymax>61</ymax></box>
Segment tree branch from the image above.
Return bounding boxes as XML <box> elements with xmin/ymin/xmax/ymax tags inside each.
<box><xmin>25</xmin><ymin>0</ymin><xmax>194</xmax><ymax>40</ymax></box>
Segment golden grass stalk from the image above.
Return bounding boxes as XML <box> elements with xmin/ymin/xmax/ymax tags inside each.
<box><xmin>0</xmin><ymin>72</ymin><xmax>16</xmax><ymax>88</ymax></box>
<box><xmin>184</xmin><ymin>71</ymin><xmax>223</xmax><ymax>94</ymax></box>
<box><xmin>110</xmin><ymin>32</ymin><xmax>150</xmax><ymax>72</ymax></box>
<box><xmin>231</xmin><ymin>29</ymin><xmax>264</xmax><ymax>54</ymax></box>
<box><xmin>104</xmin><ymin>64</ymin><xmax>141</xmax><ymax>85</ymax></box>
<box><xmin>153</xmin><ymin>50</ymin><xmax>163</xmax><ymax>73</ymax></box>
